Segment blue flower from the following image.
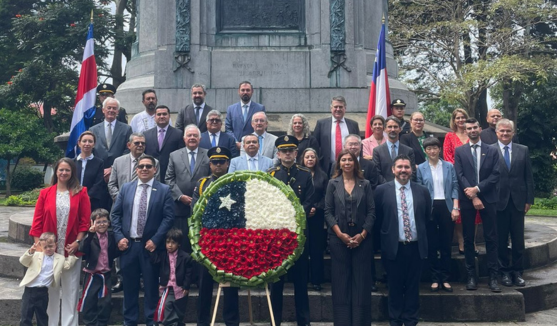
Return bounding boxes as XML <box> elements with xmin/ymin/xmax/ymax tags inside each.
<box><xmin>202</xmin><ymin>181</ymin><xmax>247</xmax><ymax>229</ymax></box>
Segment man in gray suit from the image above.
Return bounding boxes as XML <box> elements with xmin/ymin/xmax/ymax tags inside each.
<box><xmin>89</xmin><ymin>97</ymin><xmax>133</xmax><ymax>181</ymax></box>
<box><xmin>175</xmin><ymin>84</ymin><xmax>214</xmax><ymax>134</ymax></box>
<box><xmin>108</xmin><ymin>133</ymin><xmax>160</xmax><ymax>200</ymax></box>
<box><xmin>229</xmin><ymin>134</ymin><xmax>274</xmax><ymax>172</ymax></box>
<box><xmin>495</xmin><ymin>119</ymin><xmax>534</xmax><ymax>287</ymax></box>
<box><xmin>165</xmin><ymin>124</ymin><xmax>211</xmax><ymax>251</ymax></box>
<box><xmin>240</xmin><ymin>111</ymin><xmax>278</xmax><ymax>164</ymax></box>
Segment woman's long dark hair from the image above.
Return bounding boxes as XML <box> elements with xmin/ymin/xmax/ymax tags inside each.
<box><xmin>51</xmin><ymin>157</ymin><xmax>83</xmax><ymax>195</ymax></box>
<box><xmin>300</xmin><ymin>148</ymin><xmax>322</xmax><ymax>173</ymax></box>
<box><xmin>331</xmin><ymin>149</ymin><xmax>363</xmax><ymax>179</ymax></box>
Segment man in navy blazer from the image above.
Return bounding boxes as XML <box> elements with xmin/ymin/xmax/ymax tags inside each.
<box><xmin>111</xmin><ymin>155</ymin><xmax>175</xmax><ymax>326</ymax></box>
<box><xmin>375</xmin><ymin>154</ymin><xmax>431</xmax><ymax>326</ymax></box>
<box><xmin>144</xmin><ymin>105</ymin><xmax>185</xmax><ymax>182</ymax></box>
<box><xmin>373</xmin><ymin>116</ymin><xmax>416</xmax><ymax>182</ymax></box>
<box><xmin>229</xmin><ymin>134</ymin><xmax>274</xmax><ymax>172</ymax></box>
<box><xmin>494</xmin><ymin>119</ymin><xmax>534</xmax><ymax>287</ymax></box>
<box><xmin>175</xmin><ymin>84</ymin><xmax>214</xmax><ymax>134</ymax></box>
<box><xmin>454</xmin><ymin>118</ymin><xmax>501</xmax><ymax>292</ymax></box>
<box><xmin>199</xmin><ymin>110</ymin><xmax>239</xmax><ymax>158</ymax></box>
<box><xmin>313</xmin><ymin>96</ymin><xmax>360</xmax><ymax>174</ymax></box>
<box><xmin>225</xmin><ymin>81</ymin><xmax>265</xmax><ymax>148</ymax></box>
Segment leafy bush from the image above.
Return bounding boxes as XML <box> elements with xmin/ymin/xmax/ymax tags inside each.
<box><xmin>5</xmin><ymin>188</ymin><xmax>41</xmax><ymax>206</ymax></box>
<box><xmin>11</xmin><ymin>167</ymin><xmax>44</xmax><ymax>191</ymax></box>
<box><xmin>531</xmin><ymin>197</ymin><xmax>557</xmax><ymax>210</ymax></box>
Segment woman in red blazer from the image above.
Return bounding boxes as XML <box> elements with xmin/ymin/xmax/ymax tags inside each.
<box><xmin>30</xmin><ymin>157</ymin><xmax>91</xmax><ymax>326</ymax></box>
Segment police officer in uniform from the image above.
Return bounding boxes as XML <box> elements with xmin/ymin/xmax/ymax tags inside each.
<box><xmin>268</xmin><ymin>136</ymin><xmax>315</xmax><ymax>326</ymax></box>
<box><xmin>192</xmin><ymin>146</ymin><xmax>240</xmax><ymax>326</ymax></box>
<box><xmin>391</xmin><ymin>99</ymin><xmax>411</xmax><ymax>135</ymax></box>
<box><xmin>90</xmin><ymin>83</ymin><xmax>128</xmax><ymax>126</ymax></box>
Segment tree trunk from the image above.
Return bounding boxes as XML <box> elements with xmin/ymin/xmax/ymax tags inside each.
<box><xmin>42</xmin><ymin>101</ymin><xmax>54</xmax><ymax>132</ymax></box>
<box><xmin>110</xmin><ymin>0</ymin><xmax>129</xmax><ymax>88</ymax></box>
<box><xmin>502</xmin><ymin>78</ymin><xmax>523</xmax><ymax>122</ymax></box>
<box><xmin>5</xmin><ymin>158</ymin><xmax>11</xmax><ymax>197</ymax></box>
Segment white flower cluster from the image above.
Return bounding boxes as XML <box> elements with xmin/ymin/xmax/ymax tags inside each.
<box><xmin>244</xmin><ymin>178</ymin><xmax>297</xmax><ymax>231</ymax></box>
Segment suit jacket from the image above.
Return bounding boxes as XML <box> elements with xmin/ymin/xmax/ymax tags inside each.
<box><xmin>416</xmin><ymin>159</ymin><xmax>459</xmax><ymax>212</ymax></box>
<box><xmin>493</xmin><ymin>143</ymin><xmax>534</xmax><ymax>211</ymax></box>
<box><xmin>89</xmin><ymin>120</ymin><xmax>133</xmax><ymax>168</ymax></box>
<box><xmin>400</xmin><ymin>132</ymin><xmax>431</xmax><ymax>165</ymax></box>
<box><xmin>30</xmin><ymin>185</ymin><xmax>91</xmax><ymax>257</ymax></box>
<box><xmin>199</xmin><ymin>131</ymin><xmax>239</xmax><ymax>158</ymax></box>
<box><xmin>79</xmin><ymin>230</ymin><xmax>120</xmax><ymax>270</ymax></box>
<box><xmin>330</xmin><ymin>158</ymin><xmax>383</xmax><ymax>190</ymax></box>
<box><xmin>313</xmin><ymin>117</ymin><xmax>360</xmax><ymax>173</ymax></box>
<box><xmin>74</xmin><ymin>156</ymin><xmax>105</xmax><ymax>203</ymax></box>
<box><xmin>175</xmin><ymin>104</ymin><xmax>215</xmax><ymax>133</ymax></box>
<box><xmin>225</xmin><ymin>101</ymin><xmax>266</xmax><ymax>142</ymax></box>
<box><xmin>144</xmin><ymin>125</ymin><xmax>185</xmax><ymax>182</ymax></box>
<box><xmin>111</xmin><ymin>179</ymin><xmax>175</xmax><ymax>249</ymax></box>
<box><xmin>454</xmin><ymin>142</ymin><xmax>500</xmax><ymax>209</ymax></box>
<box><xmin>229</xmin><ymin>154</ymin><xmax>274</xmax><ymax>173</ymax></box>
<box><xmin>108</xmin><ymin>154</ymin><xmax>160</xmax><ymax>200</ymax></box>
<box><xmin>150</xmin><ymin>249</ymin><xmax>193</xmax><ymax>290</ymax></box>
<box><xmin>372</xmin><ymin>141</ymin><xmax>416</xmax><ymax>182</ymax></box>
<box><xmin>165</xmin><ymin>147</ymin><xmax>211</xmax><ymax>217</ymax></box>
<box><xmin>19</xmin><ymin>251</ymin><xmax>78</xmax><ymax>287</ymax></box>
<box><xmin>324</xmin><ymin>176</ymin><xmax>375</xmax><ymax>235</ymax></box>
<box><xmin>375</xmin><ymin>181</ymin><xmax>431</xmax><ymax>260</ymax></box>
<box><xmin>239</xmin><ymin>132</ymin><xmax>279</xmax><ymax>164</ymax></box>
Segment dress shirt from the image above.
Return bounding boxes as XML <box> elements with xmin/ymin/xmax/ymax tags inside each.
<box><xmin>498</xmin><ymin>141</ymin><xmax>513</xmax><ymax>162</ymax></box>
<box><xmin>429</xmin><ymin>160</ymin><xmax>445</xmax><ymax>200</ymax></box>
<box><xmin>387</xmin><ymin>140</ymin><xmax>400</xmax><ymax>157</ymax></box>
<box><xmin>164</xmin><ymin>250</ymin><xmax>185</xmax><ymax>300</ymax></box>
<box><xmin>130</xmin><ymin>178</ymin><xmax>155</xmax><ymax>238</ymax></box>
<box><xmin>77</xmin><ymin>153</ymin><xmax>94</xmax><ymax>184</ymax></box>
<box><xmin>246</xmin><ymin>154</ymin><xmax>259</xmax><ymax>171</ymax></box>
<box><xmin>131</xmin><ymin>111</ymin><xmax>173</xmax><ymax>133</ymax></box>
<box><xmin>394</xmin><ymin>180</ymin><xmax>418</xmax><ymax>241</ymax></box>
<box><xmin>83</xmin><ymin>232</ymin><xmax>110</xmax><ymax>273</ymax></box>
<box><xmin>470</xmin><ymin>140</ymin><xmax>482</xmax><ymax>183</ymax></box>
<box><xmin>26</xmin><ymin>254</ymin><xmax>55</xmax><ymax>288</ymax></box>
<box><xmin>210</xmin><ymin>131</ymin><xmax>221</xmax><ymax>146</ymax></box>
<box><xmin>329</xmin><ymin>116</ymin><xmax>349</xmax><ymax>163</ymax></box>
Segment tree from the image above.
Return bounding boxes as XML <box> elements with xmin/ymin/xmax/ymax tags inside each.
<box><xmin>0</xmin><ymin>107</ymin><xmax>61</xmax><ymax>197</ymax></box>
<box><xmin>109</xmin><ymin>0</ymin><xmax>136</xmax><ymax>88</ymax></box>
<box><xmin>389</xmin><ymin>0</ymin><xmax>557</xmax><ymax>124</ymax></box>
<box><xmin>419</xmin><ymin>99</ymin><xmax>458</xmax><ymax>128</ymax></box>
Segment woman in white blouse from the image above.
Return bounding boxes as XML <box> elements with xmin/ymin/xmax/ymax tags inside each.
<box><xmin>416</xmin><ymin>138</ymin><xmax>459</xmax><ymax>292</ymax></box>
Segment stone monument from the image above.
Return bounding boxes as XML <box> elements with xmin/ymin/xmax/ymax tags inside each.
<box><xmin>117</xmin><ymin>0</ymin><xmax>416</xmax><ymax>115</ymax></box>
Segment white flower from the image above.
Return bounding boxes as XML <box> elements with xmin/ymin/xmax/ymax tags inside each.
<box><xmin>244</xmin><ymin>179</ymin><xmax>297</xmax><ymax>231</ymax></box>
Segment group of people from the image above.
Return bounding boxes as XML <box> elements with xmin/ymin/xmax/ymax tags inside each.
<box><xmin>21</xmin><ymin>80</ymin><xmax>534</xmax><ymax>326</ymax></box>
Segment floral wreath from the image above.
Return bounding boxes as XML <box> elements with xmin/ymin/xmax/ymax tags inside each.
<box><xmin>188</xmin><ymin>170</ymin><xmax>306</xmax><ymax>287</ymax></box>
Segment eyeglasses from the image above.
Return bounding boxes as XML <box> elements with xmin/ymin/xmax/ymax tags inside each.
<box><xmin>133</xmin><ymin>141</ymin><xmax>145</xmax><ymax>146</ymax></box>
<box><xmin>208</xmin><ymin>118</ymin><xmax>222</xmax><ymax>123</ymax></box>
<box><xmin>137</xmin><ymin>164</ymin><xmax>153</xmax><ymax>170</ymax></box>
<box><xmin>210</xmin><ymin>159</ymin><xmax>227</xmax><ymax>165</ymax></box>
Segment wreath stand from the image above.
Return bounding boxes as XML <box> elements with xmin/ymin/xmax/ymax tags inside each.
<box><xmin>210</xmin><ymin>282</ymin><xmax>276</xmax><ymax>326</ymax></box>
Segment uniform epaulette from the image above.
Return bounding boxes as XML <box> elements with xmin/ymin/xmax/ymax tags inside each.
<box><xmin>198</xmin><ymin>176</ymin><xmax>211</xmax><ymax>196</ymax></box>
<box><xmin>267</xmin><ymin>166</ymin><xmax>280</xmax><ymax>176</ymax></box>
<box><xmin>296</xmin><ymin>164</ymin><xmax>311</xmax><ymax>173</ymax></box>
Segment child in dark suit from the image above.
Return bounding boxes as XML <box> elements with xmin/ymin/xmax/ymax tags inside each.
<box><xmin>151</xmin><ymin>228</ymin><xmax>193</xmax><ymax>326</ymax></box>
<box><xmin>78</xmin><ymin>209</ymin><xmax>120</xmax><ymax>326</ymax></box>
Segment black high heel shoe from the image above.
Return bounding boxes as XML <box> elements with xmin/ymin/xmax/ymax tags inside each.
<box><xmin>442</xmin><ymin>282</ymin><xmax>453</xmax><ymax>293</ymax></box>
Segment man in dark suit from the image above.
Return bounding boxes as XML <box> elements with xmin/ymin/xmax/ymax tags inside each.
<box><xmin>313</xmin><ymin>96</ymin><xmax>360</xmax><ymax>174</ymax></box>
<box><xmin>372</xmin><ymin>116</ymin><xmax>416</xmax><ymax>182</ymax></box>
<box><xmin>480</xmin><ymin>108</ymin><xmax>519</xmax><ymax>144</ymax></box>
<box><xmin>199</xmin><ymin>110</ymin><xmax>239</xmax><ymax>158</ymax></box>
<box><xmin>175</xmin><ymin>83</ymin><xmax>214</xmax><ymax>134</ymax></box>
<box><xmin>144</xmin><ymin>105</ymin><xmax>185</xmax><ymax>182</ymax></box>
<box><xmin>494</xmin><ymin>119</ymin><xmax>534</xmax><ymax>287</ymax></box>
<box><xmin>454</xmin><ymin>118</ymin><xmax>501</xmax><ymax>292</ymax></box>
<box><xmin>165</xmin><ymin>125</ymin><xmax>211</xmax><ymax>252</ymax></box>
<box><xmin>111</xmin><ymin>155</ymin><xmax>174</xmax><ymax>326</ymax></box>
<box><xmin>375</xmin><ymin>154</ymin><xmax>431</xmax><ymax>326</ymax></box>
<box><xmin>89</xmin><ymin>97</ymin><xmax>133</xmax><ymax>181</ymax></box>
<box><xmin>225</xmin><ymin>81</ymin><xmax>266</xmax><ymax>150</ymax></box>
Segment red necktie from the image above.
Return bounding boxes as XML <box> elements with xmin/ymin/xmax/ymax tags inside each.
<box><xmin>335</xmin><ymin>120</ymin><xmax>342</xmax><ymax>159</ymax></box>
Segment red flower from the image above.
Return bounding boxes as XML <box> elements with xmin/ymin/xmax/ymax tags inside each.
<box><xmin>15</xmin><ymin>14</ymin><xmax>21</xmax><ymax>18</ymax></box>
<box><xmin>70</xmin><ymin>23</ymin><xmax>76</xmax><ymax>27</ymax></box>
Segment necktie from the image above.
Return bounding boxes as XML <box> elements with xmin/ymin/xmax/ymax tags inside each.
<box><xmin>472</xmin><ymin>144</ymin><xmax>479</xmax><ymax>184</ymax></box>
<box><xmin>249</xmin><ymin>158</ymin><xmax>255</xmax><ymax>171</ymax></box>
<box><xmin>335</xmin><ymin>120</ymin><xmax>342</xmax><ymax>159</ymax></box>
<box><xmin>259</xmin><ymin>135</ymin><xmax>263</xmax><ymax>154</ymax></box>
<box><xmin>131</xmin><ymin>158</ymin><xmax>138</xmax><ymax>181</ymax></box>
<box><xmin>242</xmin><ymin>104</ymin><xmax>248</xmax><ymax>123</ymax></box>
<box><xmin>136</xmin><ymin>183</ymin><xmax>149</xmax><ymax>237</ymax></box>
<box><xmin>504</xmin><ymin>146</ymin><xmax>511</xmax><ymax>170</ymax></box>
<box><xmin>211</xmin><ymin>133</ymin><xmax>217</xmax><ymax>147</ymax></box>
<box><xmin>400</xmin><ymin>186</ymin><xmax>412</xmax><ymax>242</ymax></box>
<box><xmin>106</xmin><ymin>122</ymin><xmax>113</xmax><ymax>149</ymax></box>
<box><xmin>391</xmin><ymin>144</ymin><xmax>396</xmax><ymax>160</ymax></box>
<box><xmin>158</xmin><ymin>128</ymin><xmax>165</xmax><ymax>151</ymax></box>
<box><xmin>189</xmin><ymin>151</ymin><xmax>196</xmax><ymax>174</ymax></box>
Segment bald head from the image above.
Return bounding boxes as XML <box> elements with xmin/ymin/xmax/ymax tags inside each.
<box><xmin>486</xmin><ymin>109</ymin><xmax>502</xmax><ymax>129</ymax></box>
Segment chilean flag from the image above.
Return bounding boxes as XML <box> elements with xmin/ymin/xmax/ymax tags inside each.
<box><xmin>365</xmin><ymin>22</ymin><xmax>391</xmax><ymax>138</ymax></box>
<box><xmin>66</xmin><ymin>23</ymin><xmax>98</xmax><ymax>158</ymax></box>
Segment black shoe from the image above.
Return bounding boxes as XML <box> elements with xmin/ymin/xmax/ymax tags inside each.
<box><xmin>474</xmin><ymin>249</ymin><xmax>480</xmax><ymax>257</ymax></box>
<box><xmin>513</xmin><ymin>273</ymin><xmax>526</xmax><ymax>287</ymax></box>
<box><xmin>371</xmin><ymin>283</ymin><xmax>378</xmax><ymax>292</ymax></box>
<box><xmin>466</xmin><ymin>277</ymin><xmax>477</xmax><ymax>290</ymax></box>
<box><xmin>430</xmin><ymin>283</ymin><xmax>440</xmax><ymax>292</ymax></box>
<box><xmin>312</xmin><ymin>284</ymin><xmax>322</xmax><ymax>291</ymax></box>
<box><xmin>489</xmin><ymin>278</ymin><xmax>501</xmax><ymax>293</ymax></box>
<box><xmin>111</xmin><ymin>281</ymin><xmax>123</xmax><ymax>293</ymax></box>
<box><xmin>458</xmin><ymin>249</ymin><xmax>465</xmax><ymax>255</ymax></box>
<box><xmin>501</xmin><ymin>273</ymin><xmax>513</xmax><ymax>287</ymax></box>
<box><xmin>442</xmin><ymin>282</ymin><xmax>453</xmax><ymax>293</ymax></box>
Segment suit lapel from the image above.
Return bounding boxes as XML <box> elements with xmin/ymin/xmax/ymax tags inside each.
<box><xmin>324</xmin><ymin>119</ymin><xmax>332</xmax><ymax>149</ymax></box>
<box><xmin>97</xmin><ymin>124</ymin><xmax>108</xmax><ymax>148</ymax></box>
<box><xmin>146</xmin><ymin>181</ymin><xmax>159</xmax><ymax>219</ymax></box>
<box><xmin>480</xmin><ymin>143</ymin><xmax>487</xmax><ymax>169</ymax></box>
<box><xmin>354</xmin><ymin>179</ymin><xmax>365</xmax><ymax>207</ymax></box>
<box><xmin>335</xmin><ymin>178</ymin><xmax>345</xmax><ymax>209</ymax></box>
<box><xmin>510</xmin><ymin>143</ymin><xmax>518</xmax><ymax>172</ymax></box>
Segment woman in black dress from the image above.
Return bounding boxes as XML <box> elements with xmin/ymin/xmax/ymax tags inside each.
<box><xmin>74</xmin><ymin>131</ymin><xmax>107</xmax><ymax>210</ymax></box>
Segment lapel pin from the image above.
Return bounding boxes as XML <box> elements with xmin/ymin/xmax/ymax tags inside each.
<box><xmin>152</xmin><ymin>188</ymin><xmax>157</xmax><ymax>192</ymax></box>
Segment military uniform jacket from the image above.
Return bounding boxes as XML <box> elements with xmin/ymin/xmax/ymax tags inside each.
<box><xmin>268</xmin><ymin>164</ymin><xmax>315</xmax><ymax>215</ymax></box>
<box><xmin>191</xmin><ymin>174</ymin><xmax>218</xmax><ymax>209</ymax></box>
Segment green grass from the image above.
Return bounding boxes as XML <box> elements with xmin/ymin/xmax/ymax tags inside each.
<box><xmin>527</xmin><ymin>208</ymin><xmax>557</xmax><ymax>217</ymax></box>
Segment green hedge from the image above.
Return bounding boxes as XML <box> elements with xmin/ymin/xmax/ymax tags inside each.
<box><xmin>531</xmin><ymin>197</ymin><xmax>557</xmax><ymax>210</ymax></box>
<box><xmin>5</xmin><ymin>188</ymin><xmax>41</xmax><ymax>206</ymax></box>
<box><xmin>12</xmin><ymin>167</ymin><xmax>44</xmax><ymax>191</ymax></box>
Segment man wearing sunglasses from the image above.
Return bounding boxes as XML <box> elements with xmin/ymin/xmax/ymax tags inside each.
<box><xmin>191</xmin><ymin>146</ymin><xmax>240</xmax><ymax>326</ymax></box>
<box><xmin>111</xmin><ymin>155</ymin><xmax>175</xmax><ymax>326</ymax></box>
<box><xmin>199</xmin><ymin>110</ymin><xmax>239</xmax><ymax>158</ymax></box>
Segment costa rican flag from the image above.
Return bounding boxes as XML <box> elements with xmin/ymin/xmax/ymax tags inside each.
<box><xmin>66</xmin><ymin>22</ymin><xmax>98</xmax><ymax>158</ymax></box>
<box><xmin>365</xmin><ymin>22</ymin><xmax>391</xmax><ymax>138</ymax></box>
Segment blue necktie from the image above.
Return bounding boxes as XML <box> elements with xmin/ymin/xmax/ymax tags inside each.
<box><xmin>242</xmin><ymin>105</ymin><xmax>248</xmax><ymax>123</ymax></box>
<box><xmin>472</xmin><ymin>144</ymin><xmax>479</xmax><ymax>184</ymax></box>
<box><xmin>211</xmin><ymin>133</ymin><xmax>217</xmax><ymax>147</ymax></box>
<box><xmin>249</xmin><ymin>158</ymin><xmax>255</xmax><ymax>171</ymax></box>
<box><xmin>504</xmin><ymin>146</ymin><xmax>511</xmax><ymax>170</ymax></box>
<box><xmin>189</xmin><ymin>151</ymin><xmax>196</xmax><ymax>174</ymax></box>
